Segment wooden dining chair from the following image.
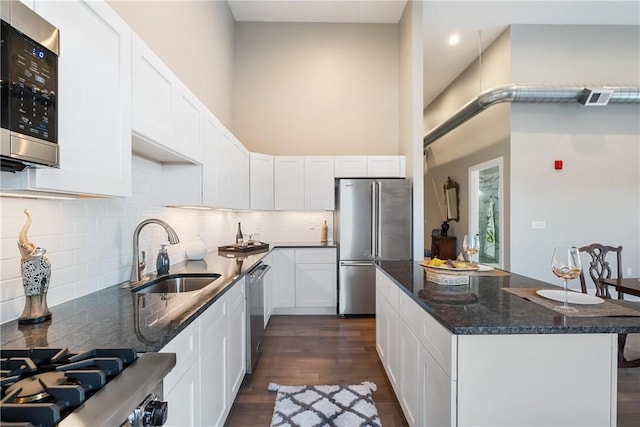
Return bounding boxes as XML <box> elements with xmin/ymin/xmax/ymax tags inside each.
<box><xmin>578</xmin><ymin>243</ymin><xmax>622</xmax><ymax>298</ymax></box>
<box><xmin>577</xmin><ymin>243</ymin><xmax>637</xmax><ymax>368</ymax></box>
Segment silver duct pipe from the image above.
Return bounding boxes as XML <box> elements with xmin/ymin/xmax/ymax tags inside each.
<box><xmin>423</xmin><ymin>84</ymin><xmax>640</xmax><ymax>149</ymax></box>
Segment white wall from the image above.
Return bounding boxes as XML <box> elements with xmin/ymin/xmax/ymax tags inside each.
<box><xmin>0</xmin><ymin>156</ymin><xmax>333</xmax><ymax>324</ymax></box>
<box><xmin>508</xmin><ymin>25</ymin><xmax>640</xmax><ymax>289</ymax></box>
<box><xmin>399</xmin><ymin>0</ymin><xmax>424</xmax><ymax>260</ymax></box>
<box><xmin>233</xmin><ymin>22</ymin><xmax>400</xmax><ymax>155</ymax></box>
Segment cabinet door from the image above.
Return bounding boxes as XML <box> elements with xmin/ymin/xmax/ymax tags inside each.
<box><xmin>201</xmin><ymin>112</ymin><xmax>221</xmax><ymax>206</ymax></box>
<box><xmin>387</xmin><ymin>304</ymin><xmax>401</xmax><ymax>394</ymax></box>
<box><xmin>25</xmin><ymin>0</ymin><xmax>131</xmax><ymax>196</ymax></box>
<box><xmin>400</xmin><ymin>324</ymin><xmax>421</xmax><ymax>426</ymax></box>
<box><xmin>367</xmin><ymin>156</ymin><xmax>402</xmax><ymax>177</ymax></box>
<box><xmin>227</xmin><ymin>280</ymin><xmax>246</xmax><ymax>400</ymax></box>
<box><xmin>200</xmin><ymin>300</ymin><xmax>228</xmax><ymax>426</ymax></box>
<box><xmin>304</xmin><ymin>156</ymin><xmax>334</xmax><ymax>210</ymax></box>
<box><xmin>131</xmin><ymin>33</ymin><xmax>173</xmax><ymax>149</ymax></box>
<box><xmin>421</xmin><ymin>345</ymin><xmax>454</xmax><ymax>427</ymax></box>
<box><xmin>232</xmin><ymin>139</ymin><xmax>251</xmax><ymax>209</ymax></box>
<box><xmin>295</xmin><ymin>263</ymin><xmax>337</xmax><ymax>307</ymax></box>
<box><xmin>164</xmin><ymin>359</ymin><xmax>201</xmax><ymax>427</ymax></box>
<box><xmin>250</xmin><ymin>153</ymin><xmax>274</xmax><ymax>210</ymax></box>
<box><xmin>172</xmin><ymin>81</ymin><xmax>202</xmax><ymax>162</ymax></box>
<box><xmin>334</xmin><ymin>156</ymin><xmax>367</xmax><ymax>178</ymax></box>
<box><xmin>274</xmin><ymin>156</ymin><xmax>305</xmax><ymax>210</ymax></box>
<box><xmin>375</xmin><ymin>290</ymin><xmax>388</xmax><ymax>365</ymax></box>
<box><xmin>271</xmin><ymin>249</ymin><xmax>296</xmax><ymax>308</ymax></box>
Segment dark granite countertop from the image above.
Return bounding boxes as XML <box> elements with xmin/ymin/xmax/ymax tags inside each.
<box><xmin>1</xmin><ymin>243</ymin><xmax>338</xmax><ymax>352</ymax></box>
<box><xmin>378</xmin><ymin>260</ymin><xmax>640</xmax><ymax>335</ymax></box>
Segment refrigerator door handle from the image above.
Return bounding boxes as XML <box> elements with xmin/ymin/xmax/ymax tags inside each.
<box><xmin>371</xmin><ymin>181</ymin><xmax>377</xmax><ymax>258</ymax></box>
<box><xmin>340</xmin><ymin>261</ymin><xmax>374</xmax><ymax>267</ymax></box>
<box><xmin>376</xmin><ymin>180</ymin><xmax>382</xmax><ymax>258</ymax></box>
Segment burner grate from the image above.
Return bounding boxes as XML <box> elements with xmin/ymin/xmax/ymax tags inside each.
<box><xmin>0</xmin><ymin>348</ymin><xmax>138</xmax><ymax>426</ymax></box>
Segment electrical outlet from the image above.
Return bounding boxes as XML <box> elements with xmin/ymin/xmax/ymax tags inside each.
<box><xmin>531</xmin><ymin>221</ymin><xmax>546</xmax><ymax>229</ymax></box>
<box><xmin>627</xmin><ymin>268</ymin><xmax>633</xmax><ymax>276</ymax></box>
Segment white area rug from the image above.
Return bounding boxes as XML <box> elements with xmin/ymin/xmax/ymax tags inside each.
<box><xmin>269</xmin><ymin>381</ymin><xmax>382</xmax><ymax>427</ymax></box>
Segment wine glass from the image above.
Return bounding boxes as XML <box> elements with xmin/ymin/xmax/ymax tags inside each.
<box><xmin>550</xmin><ymin>247</ymin><xmax>582</xmax><ymax>313</ymax></box>
<box><xmin>462</xmin><ymin>234</ymin><xmax>479</xmax><ymax>264</ymax></box>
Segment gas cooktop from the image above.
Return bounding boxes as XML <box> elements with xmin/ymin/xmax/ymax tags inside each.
<box><xmin>1</xmin><ymin>347</ymin><xmax>176</xmax><ymax>427</ymax></box>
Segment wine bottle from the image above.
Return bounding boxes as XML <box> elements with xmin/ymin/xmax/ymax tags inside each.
<box><xmin>236</xmin><ymin>222</ymin><xmax>243</xmax><ymax>245</ymax></box>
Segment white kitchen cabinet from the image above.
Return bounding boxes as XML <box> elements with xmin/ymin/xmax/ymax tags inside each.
<box><xmin>250</xmin><ymin>153</ymin><xmax>275</xmax><ymax>210</ymax></box>
<box><xmin>274</xmin><ymin>156</ymin><xmax>305</xmax><ymax>210</ymax></box>
<box><xmin>131</xmin><ymin>33</ymin><xmax>201</xmax><ymax>164</ymax></box>
<box><xmin>400</xmin><ymin>324</ymin><xmax>421</xmax><ymax>426</ymax></box>
<box><xmin>271</xmin><ymin>249</ymin><xmax>296</xmax><ymax>308</ymax></box>
<box><xmin>367</xmin><ymin>156</ymin><xmax>405</xmax><ymax>177</ymax></box>
<box><xmin>215</xmin><ymin>131</ymin><xmax>250</xmax><ymax>210</ymax></box>
<box><xmin>201</xmin><ymin>112</ymin><xmax>222</xmax><ymax>206</ymax></box>
<box><xmin>272</xmin><ymin>248</ymin><xmax>337</xmax><ymax>314</ymax></box>
<box><xmin>200</xmin><ymin>295</ymin><xmax>228</xmax><ymax>427</ymax></box>
<box><xmin>295</xmin><ymin>263</ymin><xmax>337</xmax><ymax>307</ymax></box>
<box><xmin>304</xmin><ymin>156</ymin><xmax>335</xmax><ymax>210</ymax></box>
<box><xmin>334</xmin><ymin>156</ymin><xmax>368</xmax><ymax>178</ymax></box>
<box><xmin>160</xmin><ymin>318</ymin><xmax>201</xmax><ymax>427</ymax></box>
<box><xmin>227</xmin><ymin>278</ymin><xmax>246</xmax><ymax>400</ymax></box>
<box><xmin>333</xmin><ymin>156</ymin><xmax>405</xmax><ymax>178</ymax></box>
<box><xmin>231</xmin><ymin>136</ymin><xmax>250</xmax><ymax>210</ymax></box>
<box><xmin>172</xmin><ymin>81</ymin><xmax>202</xmax><ymax>163</ymax></box>
<box><xmin>2</xmin><ymin>0</ymin><xmax>132</xmax><ymax>197</ymax></box>
<box><xmin>376</xmin><ymin>270</ymin><xmax>400</xmax><ymax>395</ymax></box>
<box><xmin>132</xmin><ymin>33</ymin><xmax>173</xmax><ymax>153</ymax></box>
<box><xmin>421</xmin><ymin>346</ymin><xmax>454</xmax><ymax>427</ymax></box>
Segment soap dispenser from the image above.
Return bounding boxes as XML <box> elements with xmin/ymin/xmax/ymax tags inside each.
<box><xmin>156</xmin><ymin>244</ymin><xmax>170</xmax><ymax>275</ymax></box>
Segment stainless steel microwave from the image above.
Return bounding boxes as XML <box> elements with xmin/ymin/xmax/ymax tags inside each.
<box><xmin>1</xmin><ymin>1</ymin><xmax>59</xmax><ymax>172</ymax></box>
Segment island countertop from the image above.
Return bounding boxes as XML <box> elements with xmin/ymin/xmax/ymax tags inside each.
<box><xmin>378</xmin><ymin>260</ymin><xmax>640</xmax><ymax>335</ymax></box>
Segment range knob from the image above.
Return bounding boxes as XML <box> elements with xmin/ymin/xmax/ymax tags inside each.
<box><xmin>143</xmin><ymin>400</ymin><xmax>168</xmax><ymax>426</ymax></box>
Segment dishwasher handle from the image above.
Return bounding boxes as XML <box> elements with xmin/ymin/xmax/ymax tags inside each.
<box><xmin>249</xmin><ymin>264</ymin><xmax>271</xmax><ymax>281</ymax></box>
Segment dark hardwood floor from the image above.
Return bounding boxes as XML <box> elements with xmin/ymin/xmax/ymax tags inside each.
<box><xmin>225</xmin><ymin>315</ymin><xmax>407</xmax><ymax>427</ymax></box>
<box><xmin>225</xmin><ymin>315</ymin><xmax>639</xmax><ymax>426</ymax></box>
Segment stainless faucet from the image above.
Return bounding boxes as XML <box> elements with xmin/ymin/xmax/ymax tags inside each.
<box><xmin>127</xmin><ymin>219</ymin><xmax>180</xmax><ymax>287</ymax></box>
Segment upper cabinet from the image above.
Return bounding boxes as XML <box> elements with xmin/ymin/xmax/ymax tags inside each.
<box><xmin>304</xmin><ymin>156</ymin><xmax>334</xmax><ymax>210</ymax></box>
<box><xmin>334</xmin><ymin>156</ymin><xmax>405</xmax><ymax>178</ymax></box>
<box><xmin>274</xmin><ymin>156</ymin><xmax>305</xmax><ymax>210</ymax></box>
<box><xmin>131</xmin><ymin>34</ymin><xmax>201</xmax><ymax>164</ymax></box>
<box><xmin>1</xmin><ymin>0</ymin><xmax>132</xmax><ymax>197</ymax></box>
<box><xmin>250</xmin><ymin>153</ymin><xmax>274</xmax><ymax>210</ymax></box>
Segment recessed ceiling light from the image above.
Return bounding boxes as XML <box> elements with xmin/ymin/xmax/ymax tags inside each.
<box><xmin>448</xmin><ymin>33</ymin><xmax>460</xmax><ymax>46</ymax></box>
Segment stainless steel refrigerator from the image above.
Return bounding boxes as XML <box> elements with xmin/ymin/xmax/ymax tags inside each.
<box><xmin>335</xmin><ymin>178</ymin><xmax>412</xmax><ymax>315</ymax></box>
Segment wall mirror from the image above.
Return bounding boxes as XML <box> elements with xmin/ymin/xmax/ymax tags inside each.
<box><xmin>469</xmin><ymin>157</ymin><xmax>503</xmax><ymax>268</ymax></box>
<box><xmin>444</xmin><ymin>177</ymin><xmax>459</xmax><ymax>222</ymax></box>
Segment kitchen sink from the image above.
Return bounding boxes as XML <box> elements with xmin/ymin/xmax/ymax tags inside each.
<box><xmin>133</xmin><ymin>273</ymin><xmax>221</xmax><ymax>294</ymax></box>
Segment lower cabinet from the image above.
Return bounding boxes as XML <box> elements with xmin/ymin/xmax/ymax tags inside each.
<box><xmin>272</xmin><ymin>248</ymin><xmax>337</xmax><ymax>315</ymax></box>
<box><xmin>161</xmin><ymin>319</ymin><xmax>201</xmax><ymax>427</ymax></box>
<box><xmin>160</xmin><ymin>278</ymin><xmax>246</xmax><ymax>426</ymax></box>
<box><xmin>375</xmin><ymin>268</ymin><xmax>455</xmax><ymax>427</ymax></box>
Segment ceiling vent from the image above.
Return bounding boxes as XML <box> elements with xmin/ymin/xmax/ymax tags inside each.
<box><xmin>578</xmin><ymin>88</ymin><xmax>614</xmax><ymax>106</ymax></box>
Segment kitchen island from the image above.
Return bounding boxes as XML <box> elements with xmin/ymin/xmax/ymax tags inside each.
<box><xmin>375</xmin><ymin>261</ymin><xmax>640</xmax><ymax>427</ymax></box>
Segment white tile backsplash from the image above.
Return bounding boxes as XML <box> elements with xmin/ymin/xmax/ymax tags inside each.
<box><xmin>0</xmin><ymin>155</ymin><xmax>336</xmax><ymax>323</ymax></box>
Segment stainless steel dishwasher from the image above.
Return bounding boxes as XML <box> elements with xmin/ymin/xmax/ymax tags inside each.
<box><xmin>246</xmin><ymin>261</ymin><xmax>270</xmax><ymax>374</ymax></box>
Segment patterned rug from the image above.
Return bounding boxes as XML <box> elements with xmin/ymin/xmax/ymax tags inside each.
<box><xmin>269</xmin><ymin>381</ymin><xmax>382</xmax><ymax>427</ymax></box>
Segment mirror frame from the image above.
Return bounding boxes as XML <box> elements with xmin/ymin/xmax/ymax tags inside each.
<box><xmin>444</xmin><ymin>177</ymin><xmax>459</xmax><ymax>222</ymax></box>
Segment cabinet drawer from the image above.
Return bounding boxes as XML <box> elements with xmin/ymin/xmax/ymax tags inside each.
<box><xmin>295</xmin><ymin>248</ymin><xmax>336</xmax><ymax>264</ymax></box>
<box><xmin>375</xmin><ymin>268</ymin><xmax>398</xmax><ymax>311</ymax></box>
<box><xmin>421</xmin><ymin>310</ymin><xmax>456</xmax><ymax>379</ymax></box>
<box><xmin>201</xmin><ymin>298</ymin><xmax>226</xmax><ymax>332</ymax></box>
